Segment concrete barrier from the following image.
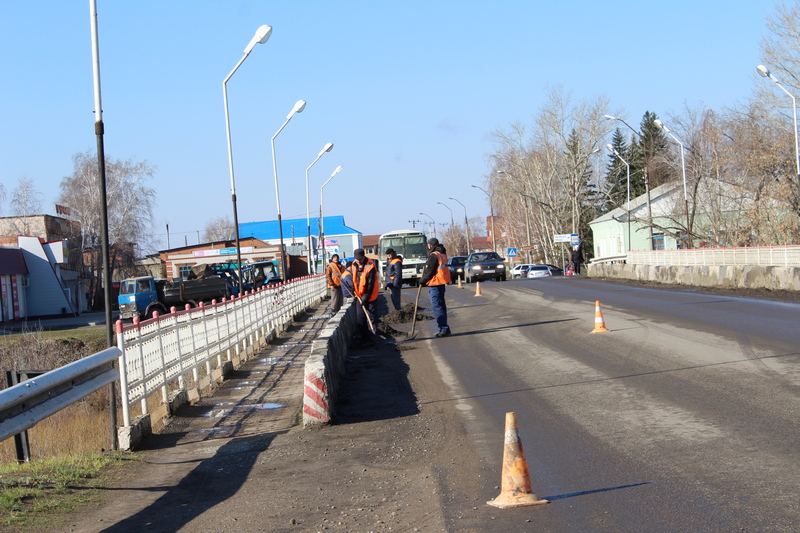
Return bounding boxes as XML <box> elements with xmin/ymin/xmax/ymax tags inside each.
<box><xmin>588</xmin><ymin>263</ymin><xmax>800</xmax><ymax>291</ymax></box>
<box><xmin>303</xmin><ymin>299</ymin><xmax>358</xmax><ymax>426</ymax></box>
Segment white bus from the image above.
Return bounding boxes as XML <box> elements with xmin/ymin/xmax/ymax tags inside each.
<box><xmin>378</xmin><ymin>229</ymin><xmax>428</xmax><ymax>286</ymax></box>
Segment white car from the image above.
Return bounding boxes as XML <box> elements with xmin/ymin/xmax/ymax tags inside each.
<box><xmin>527</xmin><ymin>265</ymin><xmax>552</xmax><ymax>278</ymax></box>
<box><xmin>510</xmin><ymin>264</ymin><xmax>534</xmax><ymax>279</ymax></box>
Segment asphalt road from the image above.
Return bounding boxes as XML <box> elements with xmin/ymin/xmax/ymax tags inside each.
<box><xmin>427</xmin><ymin>276</ymin><xmax>800</xmax><ymax>531</ymax></box>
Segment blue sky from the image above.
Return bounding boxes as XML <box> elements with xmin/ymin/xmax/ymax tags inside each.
<box><xmin>0</xmin><ymin>1</ymin><xmax>779</xmax><ymax>249</ymax></box>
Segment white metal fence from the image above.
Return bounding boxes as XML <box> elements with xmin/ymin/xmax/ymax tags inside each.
<box><xmin>627</xmin><ymin>245</ymin><xmax>800</xmax><ymax>267</ymax></box>
<box><xmin>115</xmin><ymin>275</ymin><xmax>326</xmax><ymax>431</ymax></box>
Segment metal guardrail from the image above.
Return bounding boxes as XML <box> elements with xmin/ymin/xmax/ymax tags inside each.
<box><xmin>0</xmin><ymin>347</ymin><xmax>120</xmax><ymax>444</ymax></box>
<box><xmin>595</xmin><ymin>245</ymin><xmax>800</xmax><ymax>268</ymax></box>
<box><xmin>115</xmin><ymin>275</ymin><xmax>326</xmax><ymax>431</ymax></box>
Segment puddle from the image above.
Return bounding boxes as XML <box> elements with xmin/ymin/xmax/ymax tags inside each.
<box><xmin>202</xmin><ymin>403</ymin><xmax>285</xmax><ymax>417</ymax></box>
<box><xmin>259</xmin><ymin>357</ymin><xmax>282</xmax><ymax>364</ymax></box>
<box><xmin>189</xmin><ymin>426</ymin><xmax>238</xmax><ymax>438</ymax></box>
<box><xmin>275</xmin><ymin>343</ymin><xmax>312</xmax><ymax>350</ymax></box>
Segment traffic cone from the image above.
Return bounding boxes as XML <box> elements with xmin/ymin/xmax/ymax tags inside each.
<box><xmin>487</xmin><ymin>412</ymin><xmax>549</xmax><ymax>509</ymax></box>
<box><xmin>457</xmin><ymin>276</ymin><xmax>464</xmax><ymax>289</ymax></box>
<box><xmin>474</xmin><ymin>281</ymin><xmax>482</xmax><ymax>296</ymax></box>
<box><xmin>590</xmin><ymin>300</ymin><xmax>610</xmax><ymax>333</ymax></box>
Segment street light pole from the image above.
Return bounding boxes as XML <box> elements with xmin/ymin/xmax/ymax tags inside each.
<box><xmin>320</xmin><ymin>166</ymin><xmax>343</xmax><ymax>265</ymax></box>
<box><xmin>606</xmin><ymin>144</ymin><xmax>631</xmax><ymax>252</ymax></box>
<box><xmin>306</xmin><ymin>142</ymin><xmax>334</xmax><ymax>275</ymax></box>
<box><xmin>757</xmin><ymin>65</ymin><xmax>800</xmax><ymax>177</ymax></box>
<box><xmin>604</xmin><ymin>114</ymin><xmax>654</xmax><ymax>250</ymax></box>
<box><xmin>89</xmin><ymin>0</ymin><xmax>117</xmax><ymax>451</ymax></box>
<box><xmin>448</xmin><ymin>196</ymin><xmax>471</xmax><ymax>254</ymax></box>
<box><xmin>419</xmin><ymin>212</ymin><xmax>436</xmax><ymax>238</ymax></box>
<box><xmin>471</xmin><ymin>184</ymin><xmax>495</xmax><ymax>251</ymax></box>
<box><xmin>436</xmin><ymin>201</ymin><xmax>454</xmax><ymax>245</ymax></box>
<box><xmin>271</xmin><ymin>99</ymin><xmax>306</xmax><ymax>280</ymax></box>
<box><xmin>223</xmin><ymin>24</ymin><xmax>272</xmax><ymax>292</ymax></box>
<box><xmin>654</xmin><ymin>119</ymin><xmax>693</xmax><ymax>248</ymax></box>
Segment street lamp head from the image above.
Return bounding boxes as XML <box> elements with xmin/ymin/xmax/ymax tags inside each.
<box><xmin>244</xmin><ymin>24</ymin><xmax>272</xmax><ymax>54</ymax></box>
<box><xmin>318</xmin><ymin>142</ymin><xmax>334</xmax><ymax>157</ymax></box>
<box><xmin>606</xmin><ymin>143</ymin><xmax>614</xmax><ymax>152</ymax></box>
<box><xmin>654</xmin><ymin>118</ymin><xmax>669</xmax><ymax>133</ymax></box>
<box><xmin>287</xmin><ymin>99</ymin><xmax>306</xmax><ymax>119</ymax></box>
<box><xmin>604</xmin><ymin>114</ymin><xmax>617</xmax><ymax>120</ymax></box>
<box><xmin>756</xmin><ymin>64</ymin><xmax>770</xmax><ymax>78</ymax></box>
<box><xmin>331</xmin><ymin>165</ymin><xmax>343</xmax><ymax>177</ymax></box>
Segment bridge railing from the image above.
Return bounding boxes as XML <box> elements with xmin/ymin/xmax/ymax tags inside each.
<box><xmin>115</xmin><ymin>275</ymin><xmax>326</xmax><ymax>435</ymax></box>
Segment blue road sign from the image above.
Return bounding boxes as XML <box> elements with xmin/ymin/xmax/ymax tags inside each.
<box><xmin>507</xmin><ymin>247</ymin><xmax>518</xmax><ymax>257</ymax></box>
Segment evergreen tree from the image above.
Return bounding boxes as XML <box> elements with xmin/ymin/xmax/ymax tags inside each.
<box><xmin>603</xmin><ymin>127</ymin><xmax>629</xmax><ymax>211</ymax></box>
<box><xmin>629</xmin><ymin>111</ymin><xmax>670</xmax><ymax>194</ymax></box>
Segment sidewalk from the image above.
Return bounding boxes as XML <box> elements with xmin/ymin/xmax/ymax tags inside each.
<box><xmin>45</xmin><ymin>300</ymin><xmax>339</xmax><ymax>532</ymax></box>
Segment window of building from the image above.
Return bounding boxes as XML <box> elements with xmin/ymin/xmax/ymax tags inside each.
<box><xmin>178</xmin><ymin>264</ymin><xmax>192</xmax><ymax>280</ymax></box>
<box><xmin>652</xmin><ymin>232</ymin><xmax>665</xmax><ymax>250</ymax></box>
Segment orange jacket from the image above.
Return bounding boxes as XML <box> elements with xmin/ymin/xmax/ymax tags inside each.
<box><xmin>325</xmin><ymin>261</ymin><xmax>345</xmax><ymax>288</ymax></box>
<box><xmin>350</xmin><ymin>259</ymin><xmax>380</xmax><ymax>301</ymax></box>
<box><xmin>423</xmin><ymin>250</ymin><xmax>451</xmax><ymax>286</ymax></box>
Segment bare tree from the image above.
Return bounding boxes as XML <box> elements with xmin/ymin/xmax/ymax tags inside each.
<box><xmin>202</xmin><ymin>216</ymin><xmax>235</xmax><ymax>242</ymax></box>
<box><xmin>10</xmin><ymin>176</ymin><xmax>43</xmax><ymax>217</ymax></box>
<box><xmin>58</xmin><ymin>151</ymin><xmax>157</xmax><ymax>307</ymax></box>
<box><xmin>0</xmin><ymin>183</ymin><xmax>5</xmax><ymax>214</ymax></box>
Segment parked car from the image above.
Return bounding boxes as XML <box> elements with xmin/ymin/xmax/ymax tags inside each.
<box><xmin>544</xmin><ymin>264</ymin><xmax>564</xmax><ymax>276</ymax></box>
<box><xmin>527</xmin><ymin>265</ymin><xmax>553</xmax><ymax>279</ymax></box>
<box><xmin>510</xmin><ymin>264</ymin><xmax>534</xmax><ymax>279</ymax></box>
<box><xmin>447</xmin><ymin>256</ymin><xmax>467</xmax><ymax>283</ymax></box>
<box><xmin>464</xmin><ymin>252</ymin><xmax>507</xmax><ymax>282</ymax></box>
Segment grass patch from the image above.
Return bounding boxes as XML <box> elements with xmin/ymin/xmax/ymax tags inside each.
<box><xmin>0</xmin><ymin>452</ymin><xmax>135</xmax><ymax>530</ymax></box>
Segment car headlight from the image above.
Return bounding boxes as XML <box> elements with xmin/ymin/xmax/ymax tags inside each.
<box><xmin>498</xmin><ymin>265</ymin><xmax>505</xmax><ymax>269</ymax></box>
<box><xmin>472</xmin><ymin>265</ymin><xmax>481</xmax><ymax>271</ymax></box>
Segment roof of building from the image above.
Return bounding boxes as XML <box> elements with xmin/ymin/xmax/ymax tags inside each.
<box><xmin>0</xmin><ymin>248</ymin><xmax>28</xmax><ymax>275</ymax></box>
<box><xmin>239</xmin><ymin>216</ymin><xmax>359</xmax><ymax>241</ymax></box>
<box><xmin>362</xmin><ymin>234</ymin><xmax>380</xmax><ymax>247</ymax></box>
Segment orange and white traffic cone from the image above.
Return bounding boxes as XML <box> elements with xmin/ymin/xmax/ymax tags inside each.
<box><xmin>458</xmin><ymin>276</ymin><xmax>464</xmax><ymax>289</ymax></box>
<box><xmin>590</xmin><ymin>300</ymin><xmax>610</xmax><ymax>333</ymax></box>
<box><xmin>487</xmin><ymin>412</ymin><xmax>549</xmax><ymax>509</ymax></box>
<box><xmin>474</xmin><ymin>281</ymin><xmax>482</xmax><ymax>296</ymax></box>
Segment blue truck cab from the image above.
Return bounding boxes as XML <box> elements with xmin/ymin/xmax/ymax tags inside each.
<box><xmin>118</xmin><ymin>277</ymin><xmax>163</xmax><ymax>320</ymax></box>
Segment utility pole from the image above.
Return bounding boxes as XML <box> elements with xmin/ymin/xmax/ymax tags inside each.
<box><xmin>408</xmin><ymin>219</ymin><xmax>422</xmax><ymax>229</ymax></box>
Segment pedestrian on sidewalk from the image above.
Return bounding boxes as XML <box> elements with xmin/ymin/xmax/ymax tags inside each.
<box><xmin>384</xmin><ymin>248</ymin><xmax>403</xmax><ymax>311</ymax></box>
<box><xmin>350</xmin><ymin>248</ymin><xmax>379</xmax><ymax>336</ymax></box>
<box><xmin>420</xmin><ymin>237</ymin><xmax>452</xmax><ymax>337</ymax></box>
<box><xmin>325</xmin><ymin>253</ymin><xmax>346</xmax><ymax>315</ymax></box>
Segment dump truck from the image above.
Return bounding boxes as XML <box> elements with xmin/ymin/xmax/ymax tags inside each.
<box><xmin>118</xmin><ymin>264</ymin><xmax>232</xmax><ymax>320</ymax></box>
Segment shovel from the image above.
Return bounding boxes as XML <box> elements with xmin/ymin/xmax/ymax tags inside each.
<box><xmin>341</xmin><ymin>282</ymin><xmax>376</xmax><ymax>335</ymax></box>
<box><xmin>407</xmin><ymin>283</ymin><xmax>423</xmax><ymax>340</ymax></box>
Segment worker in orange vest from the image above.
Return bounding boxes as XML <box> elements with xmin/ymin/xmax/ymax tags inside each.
<box><xmin>350</xmin><ymin>248</ymin><xmax>379</xmax><ymax>336</ymax></box>
<box><xmin>420</xmin><ymin>237</ymin><xmax>452</xmax><ymax>337</ymax></box>
<box><xmin>325</xmin><ymin>254</ymin><xmax>346</xmax><ymax>315</ymax></box>
<box><xmin>384</xmin><ymin>248</ymin><xmax>403</xmax><ymax>311</ymax></box>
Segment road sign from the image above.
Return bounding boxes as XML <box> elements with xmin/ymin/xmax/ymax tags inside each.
<box><xmin>554</xmin><ymin>234</ymin><xmax>572</xmax><ymax>243</ymax></box>
<box><xmin>570</xmin><ymin>234</ymin><xmax>580</xmax><ymax>246</ymax></box>
<box><xmin>507</xmin><ymin>247</ymin><xmax>518</xmax><ymax>257</ymax></box>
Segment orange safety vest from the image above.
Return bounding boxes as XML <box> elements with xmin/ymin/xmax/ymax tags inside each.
<box><xmin>427</xmin><ymin>251</ymin><xmax>451</xmax><ymax>286</ymax></box>
<box><xmin>326</xmin><ymin>261</ymin><xmax>345</xmax><ymax>287</ymax></box>
<box><xmin>351</xmin><ymin>259</ymin><xmax>380</xmax><ymax>301</ymax></box>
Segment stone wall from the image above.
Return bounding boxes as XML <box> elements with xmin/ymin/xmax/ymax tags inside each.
<box><xmin>587</xmin><ymin>263</ymin><xmax>800</xmax><ymax>291</ymax></box>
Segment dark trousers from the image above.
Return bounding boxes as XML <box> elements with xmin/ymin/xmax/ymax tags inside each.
<box><xmin>388</xmin><ymin>285</ymin><xmax>401</xmax><ymax>310</ymax></box>
<box><xmin>355</xmin><ymin>299</ymin><xmax>377</xmax><ymax>335</ymax></box>
<box><xmin>330</xmin><ymin>285</ymin><xmax>343</xmax><ymax>314</ymax></box>
<box><xmin>428</xmin><ymin>284</ymin><xmax>449</xmax><ymax>331</ymax></box>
